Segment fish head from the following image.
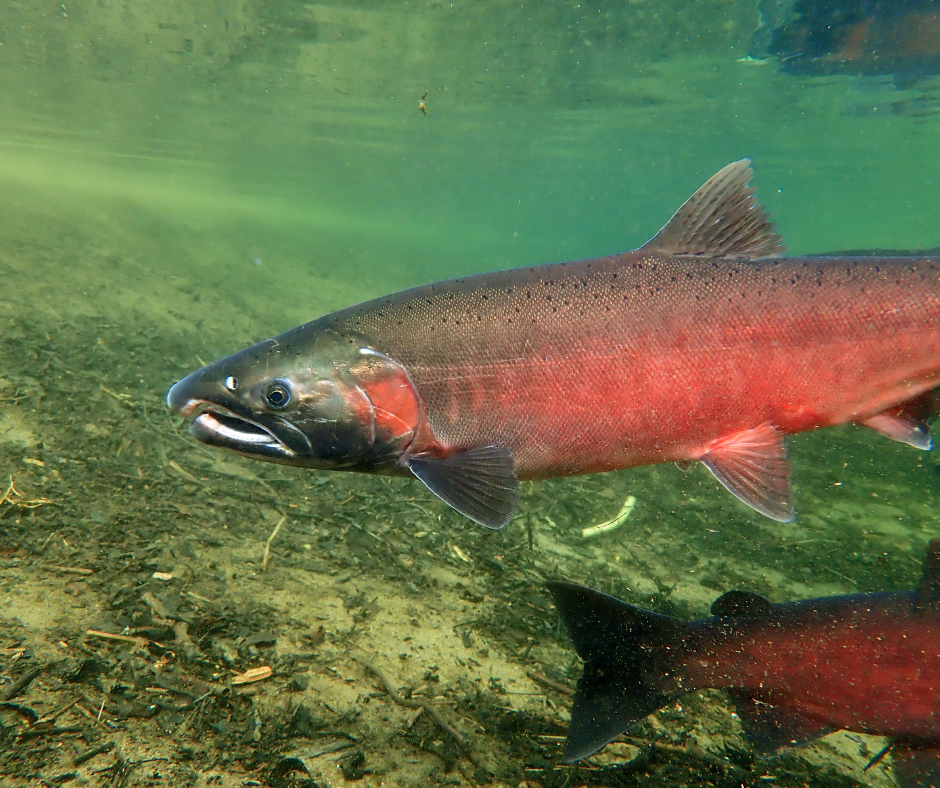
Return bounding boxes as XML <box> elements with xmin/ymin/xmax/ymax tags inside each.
<box><xmin>167</xmin><ymin>328</ymin><xmax>421</xmax><ymax>470</ymax></box>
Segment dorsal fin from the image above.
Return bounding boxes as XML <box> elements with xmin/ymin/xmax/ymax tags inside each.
<box><xmin>711</xmin><ymin>589</ymin><xmax>774</xmax><ymax>618</ymax></box>
<box><xmin>915</xmin><ymin>538</ymin><xmax>940</xmax><ymax>611</ymax></box>
<box><xmin>642</xmin><ymin>160</ymin><xmax>785</xmax><ymax>259</ymax></box>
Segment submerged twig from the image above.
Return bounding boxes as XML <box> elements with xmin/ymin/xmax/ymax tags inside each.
<box><xmin>44</xmin><ymin>564</ymin><xmax>94</xmax><ymax>575</ymax></box>
<box><xmin>166</xmin><ymin>460</ymin><xmax>202</xmax><ymax>485</ymax></box>
<box><xmin>73</xmin><ymin>741</ymin><xmax>115</xmax><ymax>766</ymax></box>
<box><xmin>2</xmin><ymin>666</ymin><xmax>41</xmax><ymax>701</ymax></box>
<box><xmin>351</xmin><ymin>655</ymin><xmax>467</xmax><ymax>749</ymax></box>
<box><xmin>623</xmin><ymin>737</ymin><xmax>754</xmax><ymax>783</ymax></box>
<box><xmin>18</xmin><ymin>725</ymin><xmax>83</xmax><ymax>740</ymax></box>
<box><xmin>526</xmin><ymin>670</ymin><xmax>574</xmax><ymax>697</ymax></box>
<box><xmin>0</xmin><ymin>475</ymin><xmax>53</xmax><ymax>509</ymax></box>
<box><xmin>85</xmin><ymin>629</ymin><xmax>149</xmax><ymax>649</ymax></box>
<box><xmin>0</xmin><ymin>476</ymin><xmax>15</xmax><ymax>507</ymax></box>
<box><xmin>262</xmin><ymin>516</ymin><xmax>286</xmax><ymax>571</ymax></box>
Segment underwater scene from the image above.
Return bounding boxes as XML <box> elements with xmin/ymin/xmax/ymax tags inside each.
<box><xmin>4</xmin><ymin>1</ymin><xmax>940</xmax><ymax>786</ymax></box>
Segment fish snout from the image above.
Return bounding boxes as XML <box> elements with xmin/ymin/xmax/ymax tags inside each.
<box><xmin>167</xmin><ymin>376</ymin><xmax>204</xmax><ymax>416</ymax></box>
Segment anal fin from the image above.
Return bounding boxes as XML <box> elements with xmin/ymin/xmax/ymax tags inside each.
<box><xmin>859</xmin><ymin>389</ymin><xmax>940</xmax><ymax>450</ymax></box>
<box><xmin>699</xmin><ymin>423</ymin><xmax>794</xmax><ymax>522</ymax></box>
<box><xmin>727</xmin><ymin>689</ymin><xmax>835</xmax><ymax>756</ymax></box>
<box><xmin>406</xmin><ymin>445</ymin><xmax>519</xmax><ymax>530</ymax></box>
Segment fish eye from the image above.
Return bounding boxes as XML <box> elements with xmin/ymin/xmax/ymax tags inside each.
<box><xmin>264</xmin><ymin>381</ymin><xmax>291</xmax><ymax>409</ymax></box>
<box><xmin>224</xmin><ymin>375</ymin><xmax>238</xmax><ymax>391</ymax></box>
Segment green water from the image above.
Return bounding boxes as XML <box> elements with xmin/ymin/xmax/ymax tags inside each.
<box><xmin>2</xmin><ymin>2</ymin><xmax>940</xmax><ymax>787</ymax></box>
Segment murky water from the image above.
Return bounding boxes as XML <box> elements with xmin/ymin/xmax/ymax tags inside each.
<box><xmin>2</xmin><ymin>2</ymin><xmax>940</xmax><ymax>787</ymax></box>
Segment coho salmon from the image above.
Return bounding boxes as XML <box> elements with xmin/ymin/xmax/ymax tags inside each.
<box><xmin>168</xmin><ymin>161</ymin><xmax>940</xmax><ymax>528</ymax></box>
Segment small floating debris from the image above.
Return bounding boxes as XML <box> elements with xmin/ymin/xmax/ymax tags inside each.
<box><xmin>582</xmin><ymin>495</ymin><xmax>636</xmax><ymax>539</ymax></box>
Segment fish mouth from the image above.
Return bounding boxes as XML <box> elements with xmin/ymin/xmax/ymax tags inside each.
<box><xmin>188</xmin><ymin>406</ymin><xmax>310</xmax><ymax>460</ymax></box>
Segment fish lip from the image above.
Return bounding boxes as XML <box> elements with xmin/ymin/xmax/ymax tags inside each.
<box><xmin>194</xmin><ymin>409</ymin><xmax>286</xmax><ymax>447</ymax></box>
<box><xmin>172</xmin><ymin>398</ymin><xmax>202</xmax><ymax>418</ymax></box>
<box><xmin>188</xmin><ymin>406</ymin><xmax>301</xmax><ymax>458</ymax></box>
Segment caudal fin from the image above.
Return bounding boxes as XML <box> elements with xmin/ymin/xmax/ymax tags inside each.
<box><xmin>546</xmin><ymin>581</ymin><xmax>692</xmax><ymax>762</ymax></box>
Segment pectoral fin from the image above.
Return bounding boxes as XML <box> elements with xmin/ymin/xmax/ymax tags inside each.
<box><xmin>699</xmin><ymin>423</ymin><xmax>794</xmax><ymax>522</ymax></box>
<box><xmin>406</xmin><ymin>445</ymin><xmax>519</xmax><ymax>530</ymax></box>
<box><xmin>862</xmin><ymin>412</ymin><xmax>932</xmax><ymax>450</ymax></box>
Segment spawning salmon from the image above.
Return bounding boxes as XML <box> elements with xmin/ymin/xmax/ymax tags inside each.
<box><xmin>167</xmin><ymin>161</ymin><xmax>940</xmax><ymax>529</ymax></box>
<box><xmin>547</xmin><ymin>539</ymin><xmax>940</xmax><ymax>787</ymax></box>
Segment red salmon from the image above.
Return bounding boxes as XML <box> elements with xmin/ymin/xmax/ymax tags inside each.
<box><xmin>547</xmin><ymin>539</ymin><xmax>940</xmax><ymax>787</ymax></box>
<box><xmin>167</xmin><ymin>161</ymin><xmax>940</xmax><ymax>528</ymax></box>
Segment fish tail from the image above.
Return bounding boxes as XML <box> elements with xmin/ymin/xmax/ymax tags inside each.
<box><xmin>547</xmin><ymin>581</ymin><xmax>692</xmax><ymax>762</ymax></box>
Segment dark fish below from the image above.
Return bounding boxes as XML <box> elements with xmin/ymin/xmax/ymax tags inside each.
<box><xmin>167</xmin><ymin>160</ymin><xmax>940</xmax><ymax>529</ymax></box>
<box><xmin>548</xmin><ymin>539</ymin><xmax>940</xmax><ymax>788</ymax></box>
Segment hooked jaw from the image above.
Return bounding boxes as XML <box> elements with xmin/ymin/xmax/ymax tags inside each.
<box><xmin>166</xmin><ymin>336</ymin><xmax>423</xmax><ymax>471</ymax></box>
<box><xmin>167</xmin><ymin>370</ymin><xmax>312</xmax><ymax>462</ymax></box>
<box><xmin>187</xmin><ymin>408</ymin><xmax>311</xmax><ymax>461</ymax></box>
